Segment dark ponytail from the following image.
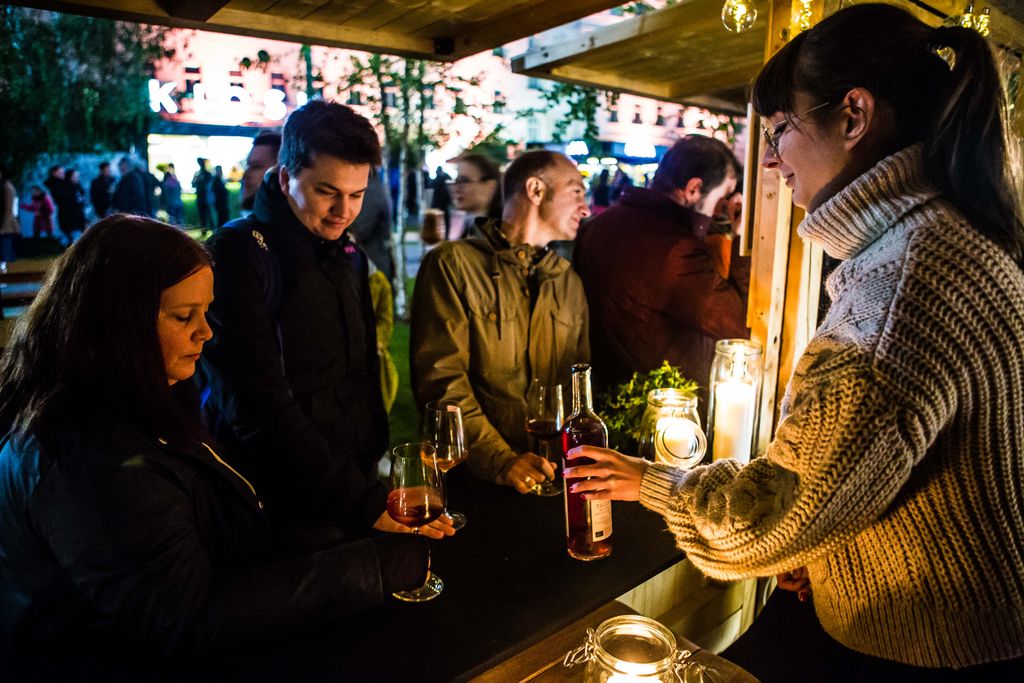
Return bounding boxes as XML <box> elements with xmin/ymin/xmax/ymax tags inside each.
<box><xmin>752</xmin><ymin>3</ymin><xmax>1024</xmax><ymax>266</ymax></box>
<box><xmin>926</xmin><ymin>25</ymin><xmax>1024</xmax><ymax>264</ymax></box>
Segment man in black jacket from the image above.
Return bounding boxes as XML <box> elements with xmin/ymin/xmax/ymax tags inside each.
<box><xmin>198</xmin><ymin>101</ymin><xmax>452</xmax><ymax>539</ymax></box>
<box><xmin>44</xmin><ymin>165</ymin><xmax>75</xmax><ymax>239</ymax></box>
<box><xmin>89</xmin><ymin>161</ymin><xmax>115</xmax><ymax>219</ymax></box>
<box><xmin>111</xmin><ymin>157</ymin><xmax>151</xmax><ymax>217</ymax></box>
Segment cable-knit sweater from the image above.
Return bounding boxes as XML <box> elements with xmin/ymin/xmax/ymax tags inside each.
<box><xmin>639</xmin><ymin>145</ymin><xmax>1024</xmax><ymax>668</ymax></box>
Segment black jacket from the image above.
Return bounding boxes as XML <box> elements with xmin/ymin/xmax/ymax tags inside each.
<box><xmin>111</xmin><ymin>168</ymin><xmax>150</xmax><ymax>216</ymax></box>
<box><xmin>0</xmin><ymin>410</ymin><xmax>421</xmax><ymax>658</ymax></box>
<box><xmin>44</xmin><ymin>176</ymin><xmax>76</xmax><ymax>231</ymax></box>
<box><xmin>198</xmin><ymin>173</ymin><xmax>389</xmax><ymax>532</ymax></box>
<box><xmin>89</xmin><ymin>174</ymin><xmax>114</xmax><ymax>218</ymax></box>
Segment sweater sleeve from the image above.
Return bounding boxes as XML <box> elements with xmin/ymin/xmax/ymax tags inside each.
<box><xmin>638</xmin><ymin>341</ymin><xmax>934</xmax><ymax>580</ymax></box>
<box><xmin>410</xmin><ymin>246</ymin><xmax>518</xmax><ymax>481</ymax></box>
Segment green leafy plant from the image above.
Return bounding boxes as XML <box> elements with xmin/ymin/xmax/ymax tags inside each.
<box><xmin>597</xmin><ymin>362</ymin><xmax>698</xmax><ymax>453</ymax></box>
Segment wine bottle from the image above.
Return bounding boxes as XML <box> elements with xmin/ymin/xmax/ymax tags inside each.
<box><xmin>562</xmin><ymin>363</ymin><xmax>613</xmax><ymax>561</ymax></box>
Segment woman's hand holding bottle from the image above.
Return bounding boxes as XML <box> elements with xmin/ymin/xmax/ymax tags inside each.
<box><xmin>562</xmin><ymin>446</ymin><xmax>651</xmax><ymax>502</ymax></box>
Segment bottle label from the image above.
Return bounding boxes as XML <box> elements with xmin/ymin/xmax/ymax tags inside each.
<box><xmin>587</xmin><ymin>499</ymin><xmax>613</xmax><ymax>542</ymax></box>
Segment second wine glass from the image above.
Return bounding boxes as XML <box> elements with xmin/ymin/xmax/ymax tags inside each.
<box><xmin>387</xmin><ymin>442</ymin><xmax>445</xmax><ymax>602</ymax></box>
<box><xmin>423</xmin><ymin>400</ymin><xmax>468</xmax><ymax>529</ymax></box>
<box><xmin>526</xmin><ymin>379</ymin><xmax>564</xmax><ymax>497</ymax></box>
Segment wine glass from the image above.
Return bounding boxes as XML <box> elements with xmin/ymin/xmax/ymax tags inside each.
<box><xmin>423</xmin><ymin>400</ymin><xmax>468</xmax><ymax>530</ymax></box>
<box><xmin>387</xmin><ymin>442</ymin><xmax>445</xmax><ymax>602</ymax></box>
<box><xmin>526</xmin><ymin>379</ymin><xmax>564</xmax><ymax>497</ymax></box>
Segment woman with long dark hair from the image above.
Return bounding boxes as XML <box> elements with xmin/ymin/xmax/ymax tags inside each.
<box><xmin>0</xmin><ymin>216</ymin><xmax>428</xmax><ymax>664</ymax></box>
<box><xmin>450</xmin><ymin>153</ymin><xmax>503</xmax><ymax>237</ymax></box>
<box><xmin>564</xmin><ymin>4</ymin><xmax>1024</xmax><ymax>680</ymax></box>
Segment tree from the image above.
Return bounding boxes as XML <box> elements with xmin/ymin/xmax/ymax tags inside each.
<box><xmin>519</xmin><ymin>83</ymin><xmax>618</xmax><ymax>146</ymax></box>
<box><xmin>336</xmin><ymin>53</ymin><xmax>503</xmax><ymax>317</ymax></box>
<box><xmin>0</xmin><ymin>7</ymin><xmax>166</xmax><ymax>178</ymax></box>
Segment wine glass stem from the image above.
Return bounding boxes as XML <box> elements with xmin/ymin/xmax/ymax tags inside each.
<box><xmin>440</xmin><ymin>470</ymin><xmax>451</xmax><ymax>514</ymax></box>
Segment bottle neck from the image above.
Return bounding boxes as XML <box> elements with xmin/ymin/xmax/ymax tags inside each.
<box><xmin>571</xmin><ymin>366</ymin><xmax>593</xmax><ymax>414</ymax></box>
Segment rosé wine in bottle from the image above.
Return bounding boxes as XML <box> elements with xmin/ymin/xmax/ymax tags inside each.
<box><xmin>562</xmin><ymin>364</ymin><xmax>613</xmax><ymax>561</ymax></box>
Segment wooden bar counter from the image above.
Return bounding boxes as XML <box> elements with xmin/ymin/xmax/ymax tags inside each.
<box><xmin>197</xmin><ymin>469</ymin><xmax>688</xmax><ymax>681</ymax></box>
<box><xmin>25</xmin><ymin>470</ymin><xmax>756</xmax><ymax>681</ymax></box>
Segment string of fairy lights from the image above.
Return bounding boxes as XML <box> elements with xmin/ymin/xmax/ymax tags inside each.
<box><xmin>719</xmin><ymin>1</ymin><xmax>994</xmax><ymax>36</ymax></box>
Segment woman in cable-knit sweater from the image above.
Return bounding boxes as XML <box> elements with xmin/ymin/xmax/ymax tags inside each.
<box><xmin>566</xmin><ymin>4</ymin><xmax>1024</xmax><ymax>680</ymax></box>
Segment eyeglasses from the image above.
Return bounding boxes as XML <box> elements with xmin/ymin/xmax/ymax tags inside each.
<box><xmin>761</xmin><ymin>101</ymin><xmax>834</xmax><ymax>158</ymax></box>
<box><xmin>447</xmin><ymin>177</ymin><xmax>487</xmax><ymax>187</ymax></box>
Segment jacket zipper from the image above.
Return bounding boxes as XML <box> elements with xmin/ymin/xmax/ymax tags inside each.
<box><xmin>201</xmin><ymin>442</ymin><xmax>259</xmax><ymax>499</ymax></box>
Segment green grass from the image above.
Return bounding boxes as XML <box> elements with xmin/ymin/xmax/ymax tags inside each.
<box><xmin>388</xmin><ymin>319</ymin><xmax>420</xmax><ymax>447</ymax></box>
<box><xmin>179</xmin><ymin>184</ymin><xmax>242</xmax><ymax>228</ymax></box>
<box><xmin>387</xmin><ymin>276</ymin><xmax>422</xmax><ymax>447</ymax></box>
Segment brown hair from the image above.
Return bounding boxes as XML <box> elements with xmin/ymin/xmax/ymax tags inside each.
<box><xmin>0</xmin><ymin>215</ymin><xmax>212</xmax><ymax>451</ymax></box>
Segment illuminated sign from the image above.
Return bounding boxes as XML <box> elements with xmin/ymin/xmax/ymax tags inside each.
<box><xmin>623</xmin><ymin>140</ymin><xmax>657</xmax><ymax>159</ymax></box>
<box><xmin>148</xmin><ymin>79</ymin><xmax>307</xmax><ymax>123</ymax></box>
<box><xmin>565</xmin><ymin>140</ymin><xmax>589</xmax><ymax>156</ymax></box>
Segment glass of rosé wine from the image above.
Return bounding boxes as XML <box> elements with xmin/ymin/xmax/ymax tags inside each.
<box><xmin>422</xmin><ymin>400</ymin><xmax>468</xmax><ymax>529</ymax></box>
<box><xmin>387</xmin><ymin>442</ymin><xmax>445</xmax><ymax>602</ymax></box>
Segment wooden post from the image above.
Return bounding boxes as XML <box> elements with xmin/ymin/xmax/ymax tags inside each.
<box><xmin>747</xmin><ymin>0</ymin><xmax>796</xmax><ymax>454</ymax></box>
<box><xmin>747</xmin><ymin>0</ymin><xmax>830</xmax><ymax>451</ymax></box>
<box><xmin>739</xmin><ymin>0</ymin><xmax>828</xmax><ymax>635</ymax></box>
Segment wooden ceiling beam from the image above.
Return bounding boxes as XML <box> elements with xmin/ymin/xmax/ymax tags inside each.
<box><xmin>543</xmin><ymin>64</ymin><xmax>672</xmax><ymax>100</ymax></box>
<box><xmin>10</xmin><ymin>0</ymin><xmax>439</xmax><ymax>58</ymax></box>
<box><xmin>510</xmin><ymin>0</ymin><xmax>768</xmax><ymax>112</ymax></box>
<box><xmin>206</xmin><ymin>7</ymin><xmax>437</xmax><ymax>56</ymax></box>
<box><xmin>511</xmin><ymin>0</ymin><xmax>730</xmax><ymax>73</ymax></box>
<box><xmin>517</xmin><ymin>61</ymin><xmax>747</xmax><ymax>113</ymax></box>
<box><xmin>449</xmin><ymin>0</ymin><xmax>623</xmax><ymax>59</ymax></box>
<box><xmin>665</xmin><ymin>60</ymin><xmax>762</xmax><ymax>100</ymax></box>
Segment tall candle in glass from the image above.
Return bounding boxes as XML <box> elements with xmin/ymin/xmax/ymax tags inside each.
<box><xmin>707</xmin><ymin>339</ymin><xmax>763</xmax><ymax>464</ymax></box>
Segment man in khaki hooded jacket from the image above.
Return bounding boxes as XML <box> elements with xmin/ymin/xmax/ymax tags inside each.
<box><xmin>411</xmin><ymin>151</ymin><xmax>590</xmax><ymax>494</ymax></box>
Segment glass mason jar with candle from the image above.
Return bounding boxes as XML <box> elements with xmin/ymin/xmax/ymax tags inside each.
<box><xmin>707</xmin><ymin>339</ymin><xmax>763</xmax><ymax>465</ymax></box>
<box><xmin>638</xmin><ymin>389</ymin><xmax>707</xmax><ymax>469</ymax></box>
<box><xmin>563</xmin><ymin>615</ymin><xmax>715</xmax><ymax>682</ymax></box>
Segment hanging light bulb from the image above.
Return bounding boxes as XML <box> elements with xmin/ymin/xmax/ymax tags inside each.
<box><xmin>959</xmin><ymin>3</ymin><xmax>976</xmax><ymax>29</ymax></box>
<box><xmin>722</xmin><ymin>0</ymin><xmax>757</xmax><ymax>33</ymax></box>
<box><xmin>975</xmin><ymin>7</ymin><xmax>991</xmax><ymax>36</ymax></box>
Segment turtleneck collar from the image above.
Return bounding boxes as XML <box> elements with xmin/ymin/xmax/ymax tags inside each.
<box><xmin>798</xmin><ymin>144</ymin><xmax>939</xmax><ymax>260</ymax></box>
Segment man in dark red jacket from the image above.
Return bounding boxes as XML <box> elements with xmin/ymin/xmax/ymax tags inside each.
<box><xmin>573</xmin><ymin>135</ymin><xmax>749</xmax><ymax>416</ymax></box>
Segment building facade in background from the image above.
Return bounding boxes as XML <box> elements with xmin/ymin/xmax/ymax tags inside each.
<box><xmin>147</xmin><ymin>13</ymin><xmax>747</xmax><ymax>198</ymax></box>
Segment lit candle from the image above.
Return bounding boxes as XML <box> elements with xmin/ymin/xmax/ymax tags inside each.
<box><xmin>712</xmin><ymin>379</ymin><xmax>755</xmax><ymax>463</ymax></box>
<box><xmin>654</xmin><ymin>416</ymin><xmax>702</xmax><ymax>467</ymax></box>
